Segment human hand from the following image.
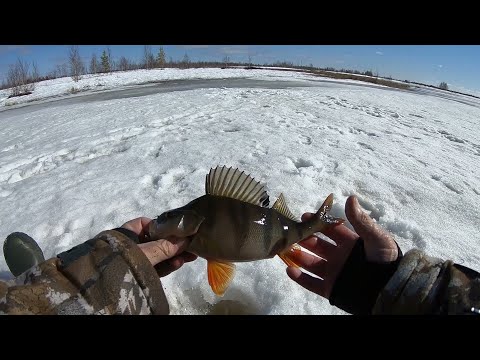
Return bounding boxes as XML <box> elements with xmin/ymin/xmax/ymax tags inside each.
<box><xmin>286</xmin><ymin>195</ymin><xmax>401</xmax><ymax>313</ymax></box>
<box><xmin>121</xmin><ymin>217</ymin><xmax>198</xmax><ymax>277</ymax></box>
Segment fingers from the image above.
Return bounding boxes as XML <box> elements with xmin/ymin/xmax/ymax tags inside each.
<box><xmin>154</xmin><ymin>252</ymin><xmax>198</xmax><ymax>277</ymax></box>
<box><xmin>345</xmin><ymin>195</ymin><xmax>399</xmax><ymax>262</ymax></box>
<box><xmin>301</xmin><ymin>213</ymin><xmax>314</xmax><ymax>222</ymax></box>
<box><xmin>297</xmin><ymin>235</ymin><xmax>336</xmax><ymax>262</ymax></box>
<box><xmin>137</xmin><ymin>217</ymin><xmax>153</xmax><ymax>240</ymax></box>
<box><xmin>154</xmin><ymin>256</ymin><xmax>184</xmax><ymax>277</ymax></box>
<box><xmin>322</xmin><ymin>224</ymin><xmax>359</xmax><ymax>246</ymax></box>
<box><xmin>297</xmin><ymin>235</ymin><xmax>324</xmax><ymax>251</ymax></box>
<box><xmin>138</xmin><ymin>237</ymin><xmax>190</xmax><ymax>266</ymax></box>
<box><xmin>121</xmin><ymin>217</ymin><xmax>153</xmax><ymax>241</ymax></box>
<box><xmin>288</xmin><ymin>249</ymin><xmax>328</xmax><ymax>277</ymax></box>
<box><xmin>181</xmin><ymin>252</ymin><xmax>198</xmax><ymax>263</ymax></box>
<box><xmin>286</xmin><ymin>267</ymin><xmax>327</xmax><ymax>298</ymax></box>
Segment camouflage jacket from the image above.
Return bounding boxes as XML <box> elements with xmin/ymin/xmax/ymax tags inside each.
<box><xmin>1</xmin><ymin>228</ymin><xmax>479</xmax><ymax>314</ymax></box>
<box><xmin>373</xmin><ymin>249</ymin><xmax>480</xmax><ymax>315</ymax></box>
<box><xmin>0</xmin><ymin>229</ymin><xmax>170</xmax><ymax>315</ymax></box>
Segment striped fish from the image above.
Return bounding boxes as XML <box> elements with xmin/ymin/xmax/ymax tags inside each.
<box><xmin>148</xmin><ymin>166</ymin><xmax>344</xmax><ymax>296</ymax></box>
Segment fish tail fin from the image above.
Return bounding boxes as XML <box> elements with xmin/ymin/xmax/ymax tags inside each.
<box><xmin>313</xmin><ymin>193</ymin><xmax>345</xmax><ymax>232</ymax></box>
<box><xmin>278</xmin><ymin>243</ymin><xmax>302</xmax><ymax>268</ymax></box>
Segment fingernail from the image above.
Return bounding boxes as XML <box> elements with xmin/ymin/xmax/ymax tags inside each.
<box><xmin>351</xmin><ymin>196</ymin><xmax>360</xmax><ymax>211</ymax></box>
<box><xmin>353</xmin><ymin>196</ymin><xmax>368</xmax><ymax>218</ymax></box>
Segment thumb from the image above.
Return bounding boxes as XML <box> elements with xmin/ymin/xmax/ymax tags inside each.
<box><xmin>345</xmin><ymin>195</ymin><xmax>399</xmax><ymax>263</ymax></box>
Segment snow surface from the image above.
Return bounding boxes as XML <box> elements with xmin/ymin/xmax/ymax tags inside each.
<box><xmin>0</xmin><ymin>68</ymin><xmax>396</xmax><ymax>109</ymax></box>
<box><xmin>0</xmin><ymin>68</ymin><xmax>479</xmax><ymax>315</ymax></box>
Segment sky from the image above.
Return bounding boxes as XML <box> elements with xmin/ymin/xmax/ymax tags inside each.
<box><xmin>0</xmin><ymin>45</ymin><xmax>479</xmax><ymax>95</ymax></box>
<box><xmin>0</xmin><ymin>68</ymin><xmax>479</xmax><ymax>314</ymax></box>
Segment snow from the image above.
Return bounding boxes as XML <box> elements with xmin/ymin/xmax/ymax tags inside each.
<box><xmin>0</xmin><ymin>68</ymin><xmax>317</xmax><ymax>108</ymax></box>
<box><xmin>0</xmin><ymin>68</ymin><xmax>479</xmax><ymax>315</ymax></box>
<box><xmin>0</xmin><ymin>67</ymin><xmax>399</xmax><ymax>109</ymax></box>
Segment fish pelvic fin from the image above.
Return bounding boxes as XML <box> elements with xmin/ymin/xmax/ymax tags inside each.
<box><xmin>277</xmin><ymin>243</ymin><xmax>302</xmax><ymax>268</ymax></box>
<box><xmin>205</xmin><ymin>165</ymin><xmax>269</xmax><ymax>207</ymax></box>
<box><xmin>207</xmin><ymin>259</ymin><xmax>236</xmax><ymax>296</ymax></box>
<box><xmin>314</xmin><ymin>193</ymin><xmax>345</xmax><ymax>231</ymax></box>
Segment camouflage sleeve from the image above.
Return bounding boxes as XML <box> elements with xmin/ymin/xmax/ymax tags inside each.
<box><xmin>0</xmin><ymin>230</ymin><xmax>170</xmax><ymax>315</ymax></box>
<box><xmin>372</xmin><ymin>249</ymin><xmax>480</xmax><ymax>315</ymax></box>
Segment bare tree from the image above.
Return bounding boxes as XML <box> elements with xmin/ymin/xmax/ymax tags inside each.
<box><xmin>48</xmin><ymin>69</ymin><xmax>58</xmax><ymax>79</ymax></box>
<box><xmin>182</xmin><ymin>53</ymin><xmax>190</xmax><ymax>68</ymax></box>
<box><xmin>55</xmin><ymin>63</ymin><xmax>68</xmax><ymax>78</ymax></box>
<box><xmin>31</xmin><ymin>61</ymin><xmax>40</xmax><ymax>83</ymax></box>
<box><xmin>127</xmin><ymin>59</ymin><xmax>138</xmax><ymax>71</ymax></box>
<box><xmin>7</xmin><ymin>64</ymin><xmax>23</xmax><ymax>96</ymax></box>
<box><xmin>156</xmin><ymin>46</ymin><xmax>166</xmax><ymax>68</ymax></box>
<box><xmin>107</xmin><ymin>47</ymin><xmax>113</xmax><ymax>72</ymax></box>
<box><xmin>143</xmin><ymin>45</ymin><xmax>155</xmax><ymax>69</ymax></box>
<box><xmin>7</xmin><ymin>58</ymin><xmax>35</xmax><ymax>97</ymax></box>
<box><xmin>118</xmin><ymin>56</ymin><xmax>129</xmax><ymax>71</ymax></box>
<box><xmin>90</xmin><ymin>54</ymin><xmax>98</xmax><ymax>74</ymax></box>
<box><xmin>68</xmin><ymin>45</ymin><xmax>84</xmax><ymax>82</ymax></box>
<box><xmin>222</xmin><ymin>55</ymin><xmax>230</xmax><ymax>68</ymax></box>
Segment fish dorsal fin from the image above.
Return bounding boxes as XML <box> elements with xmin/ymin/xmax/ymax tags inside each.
<box><xmin>272</xmin><ymin>193</ymin><xmax>297</xmax><ymax>221</ymax></box>
<box><xmin>205</xmin><ymin>166</ymin><xmax>269</xmax><ymax>207</ymax></box>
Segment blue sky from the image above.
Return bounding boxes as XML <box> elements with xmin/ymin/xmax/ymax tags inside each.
<box><xmin>1</xmin><ymin>45</ymin><xmax>479</xmax><ymax>94</ymax></box>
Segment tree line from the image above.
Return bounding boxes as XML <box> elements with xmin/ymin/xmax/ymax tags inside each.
<box><xmin>1</xmin><ymin>45</ymin><xmax>451</xmax><ymax>97</ymax></box>
<box><xmin>1</xmin><ymin>46</ymin><xmax>172</xmax><ymax>96</ymax></box>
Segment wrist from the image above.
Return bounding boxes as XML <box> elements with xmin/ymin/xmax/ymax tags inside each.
<box><xmin>329</xmin><ymin>238</ymin><xmax>403</xmax><ymax>314</ymax></box>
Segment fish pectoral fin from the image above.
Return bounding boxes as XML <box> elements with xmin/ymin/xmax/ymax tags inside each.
<box><xmin>277</xmin><ymin>243</ymin><xmax>302</xmax><ymax>268</ymax></box>
<box><xmin>207</xmin><ymin>259</ymin><xmax>236</xmax><ymax>296</ymax></box>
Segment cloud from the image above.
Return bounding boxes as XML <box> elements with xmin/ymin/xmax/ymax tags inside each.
<box><xmin>376</xmin><ymin>51</ymin><xmax>383</xmax><ymax>56</ymax></box>
<box><xmin>438</xmin><ymin>64</ymin><xmax>443</xmax><ymax>68</ymax></box>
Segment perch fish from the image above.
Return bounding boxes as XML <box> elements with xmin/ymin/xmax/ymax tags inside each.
<box><xmin>148</xmin><ymin>165</ymin><xmax>344</xmax><ymax>295</ymax></box>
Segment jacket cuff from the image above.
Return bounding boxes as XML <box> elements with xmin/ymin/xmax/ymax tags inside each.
<box><xmin>111</xmin><ymin>227</ymin><xmax>141</xmax><ymax>243</ymax></box>
<box><xmin>57</xmin><ymin>230</ymin><xmax>169</xmax><ymax>314</ymax></box>
<box><xmin>372</xmin><ymin>249</ymin><xmax>450</xmax><ymax>314</ymax></box>
<box><xmin>93</xmin><ymin>230</ymin><xmax>170</xmax><ymax>314</ymax></box>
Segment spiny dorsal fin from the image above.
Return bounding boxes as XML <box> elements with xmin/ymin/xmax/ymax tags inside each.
<box><xmin>205</xmin><ymin>166</ymin><xmax>269</xmax><ymax>207</ymax></box>
<box><xmin>272</xmin><ymin>193</ymin><xmax>297</xmax><ymax>221</ymax></box>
